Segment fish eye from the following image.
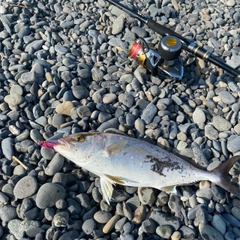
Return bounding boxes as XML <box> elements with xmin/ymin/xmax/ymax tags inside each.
<box><xmin>72</xmin><ymin>134</ymin><xmax>85</xmax><ymax>142</ymax></box>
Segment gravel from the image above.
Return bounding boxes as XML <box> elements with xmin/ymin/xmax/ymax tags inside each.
<box><xmin>0</xmin><ymin>0</ymin><xmax>240</xmax><ymax>239</ymax></box>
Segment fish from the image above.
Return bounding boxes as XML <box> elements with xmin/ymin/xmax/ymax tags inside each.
<box><xmin>40</xmin><ymin>132</ymin><xmax>240</xmax><ymax>204</ymax></box>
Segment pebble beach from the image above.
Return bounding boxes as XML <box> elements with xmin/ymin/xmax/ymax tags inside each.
<box><xmin>0</xmin><ymin>0</ymin><xmax>240</xmax><ymax>239</ymax></box>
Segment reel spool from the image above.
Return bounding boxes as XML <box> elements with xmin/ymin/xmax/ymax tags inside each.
<box><xmin>128</xmin><ymin>40</ymin><xmax>147</xmax><ymax>66</ymax></box>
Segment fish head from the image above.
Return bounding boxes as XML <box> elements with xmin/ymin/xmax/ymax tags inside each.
<box><xmin>40</xmin><ymin>132</ymin><xmax>105</xmax><ymax>165</ymax></box>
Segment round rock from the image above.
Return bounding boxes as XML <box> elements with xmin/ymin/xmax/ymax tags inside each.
<box><xmin>13</xmin><ymin>176</ymin><xmax>38</xmax><ymax>199</ymax></box>
<box><xmin>156</xmin><ymin>225</ymin><xmax>173</xmax><ymax>239</ymax></box>
<box><xmin>0</xmin><ymin>205</ymin><xmax>17</xmax><ymax>222</ymax></box>
<box><xmin>94</xmin><ymin>210</ymin><xmax>112</xmax><ymax>224</ymax></box>
<box><xmin>36</xmin><ymin>183</ymin><xmax>66</xmax><ymax>209</ymax></box>
<box><xmin>138</xmin><ymin>187</ymin><xmax>156</xmax><ymax>205</ymax></box>
<box><xmin>56</xmin><ymin>101</ymin><xmax>74</xmax><ymax>116</ymax></box>
<box><xmin>212</xmin><ymin>116</ymin><xmax>231</xmax><ymax>131</ymax></box>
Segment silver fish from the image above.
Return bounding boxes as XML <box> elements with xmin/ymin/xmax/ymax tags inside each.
<box><xmin>40</xmin><ymin>132</ymin><xmax>240</xmax><ymax>204</ymax></box>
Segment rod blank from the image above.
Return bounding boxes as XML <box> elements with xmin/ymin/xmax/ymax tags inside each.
<box><xmin>106</xmin><ymin>0</ymin><xmax>240</xmax><ymax>79</ymax></box>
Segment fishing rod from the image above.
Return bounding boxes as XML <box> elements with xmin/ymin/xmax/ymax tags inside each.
<box><xmin>106</xmin><ymin>0</ymin><xmax>240</xmax><ymax>80</ymax></box>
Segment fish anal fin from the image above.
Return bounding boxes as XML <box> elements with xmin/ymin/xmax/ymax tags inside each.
<box><xmin>105</xmin><ymin>174</ymin><xmax>125</xmax><ymax>185</ymax></box>
<box><xmin>100</xmin><ymin>176</ymin><xmax>114</xmax><ymax>205</ymax></box>
<box><xmin>211</xmin><ymin>155</ymin><xmax>240</xmax><ymax>199</ymax></box>
<box><xmin>161</xmin><ymin>185</ymin><xmax>177</xmax><ymax>194</ymax></box>
<box><xmin>105</xmin><ymin>141</ymin><xmax>127</xmax><ymax>157</ymax></box>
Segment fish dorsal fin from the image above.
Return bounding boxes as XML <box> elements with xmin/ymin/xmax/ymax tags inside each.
<box><xmin>100</xmin><ymin>174</ymin><xmax>127</xmax><ymax>204</ymax></box>
<box><xmin>105</xmin><ymin>141</ymin><xmax>127</xmax><ymax>157</ymax></box>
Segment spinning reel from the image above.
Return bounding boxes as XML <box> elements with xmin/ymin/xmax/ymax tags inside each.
<box><xmin>129</xmin><ymin>35</ymin><xmax>184</xmax><ymax>79</ymax></box>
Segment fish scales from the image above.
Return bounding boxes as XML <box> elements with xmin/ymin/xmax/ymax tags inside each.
<box><xmin>40</xmin><ymin>132</ymin><xmax>240</xmax><ymax>204</ymax></box>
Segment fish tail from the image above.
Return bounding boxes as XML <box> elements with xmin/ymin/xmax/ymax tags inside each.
<box><xmin>211</xmin><ymin>155</ymin><xmax>240</xmax><ymax>198</ymax></box>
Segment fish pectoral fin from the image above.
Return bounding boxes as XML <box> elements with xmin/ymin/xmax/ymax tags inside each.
<box><xmin>161</xmin><ymin>185</ymin><xmax>177</xmax><ymax>194</ymax></box>
<box><xmin>104</xmin><ymin>141</ymin><xmax>127</xmax><ymax>157</ymax></box>
<box><xmin>100</xmin><ymin>174</ymin><xmax>127</xmax><ymax>205</ymax></box>
<box><xmin>105</xmin><ymin>174</ymin><xmax>126</xmax><ymax>185</ymax></box>
<box><xmin>100</xmin><ymin>176</ymin><xmax>114</xmax><ymax>205</ymax></box>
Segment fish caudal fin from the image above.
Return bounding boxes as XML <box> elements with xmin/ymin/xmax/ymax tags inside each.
<box><xmin>211</xmin><ymin>155</ymin><xmax>240</xmax><ymax>198</ymax></box>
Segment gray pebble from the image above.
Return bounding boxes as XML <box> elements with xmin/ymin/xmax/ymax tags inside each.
<box><xmin>168</xmin><ymin>194</ymin><xmax>182</xmax><ymax>213</ymax></box>
<box><xmin>138</xmin><ymin>187</ymin><xmax>156</xmax><ymax>205</ymax></box>
<box><xmin>218</xmin><ymin>91</ymin><xmax>236</xmax><ymax>104</ymax></box>
<box><xmin>119</xmin><ymin>93</ymin><xmax>135</xmax><ymax>108</ymax></box>
<box><xmin>55</xmin><ymin>45</ymin><xmax>68</xmax><ymax>54</ymax></box>
<box><xmin>179</xmin><ymin>225</ymin><xmax>196</xmax><ymax>239</ymax></box>
<box><xmin>227</xmin><ymin>135</ymin><xmax>240</xmax><ymax>153</ymax></box>
<box><xmin>13</xmin><ymin>176</ymin><xmax>38</xmax><ymax>199</ymax></box>
<box><xmin>45</xmin><ymin>153</ymin><xmax>65</xmax><ymax>176</ymax></box>
<box><xmin>212</xmin><ymin>115</ymin><xmax>231</xmax><ymax>131</ymax></box>
<box><xmin>82</xmin><ymin>218</ymin><xmax>96</xmax><ymax>235</ymax></box>
<box><xmin>156</xmin><ymin>225</ymin><xmax>173</xmax><ymax>239</ymax></box>
<box><xmin>131</xmin><ymin>26</ymin><xmax>148</xmax><ymax>38</ymax></box>
<box><xmin>0</xmin><ymin>205</ymin><xmax>16</xmax><ymax>222</ymax></box>
<box><xmin>222</xmin><ymin>213</ymin><xmax>240</xmax><ymax>228</ymax></box>
<box><xmin>72</xmin><ymin>85</ymin><xmax>89</xmax><ymax>99</ymax></box>
<box><xmin>91</xmin><ymin>67</ymin><xmax>104</xmax><ymax>82</ymax></box>
<box><xmin>115</xmin><ymin>217</ymin><xmax>127</xmax><ymax>231</ymax></box>
<box><xmin>205</xmin><ymin>124</ymin><xmax>218</xmax><ymax>140</ymax></box>
<box><xmin>211</xmin><ymin>214</ymin><xmax>226</xmax><ymax>235</ymax></box>
<box><xmin>53</xmin><ymin>211</ymin><xmax>69</xmax><ymax>227</ymax></box>
<box><xmin>67</xmin><ymin>198</ymin><xmax>81</xmax><ymax>215</ymax></box>
<box><xmin>199</xmin><ymin>223</ymin><xmax>224</xmax><ymax>240</ymax></box>
<box><xmin>0</xmin><ymin>192</ymin><xmax>9</xmax><ymax>204</ymax></box>
<box><xmin>94</xmin><ymin>210</ymin><xmax>112</xmax><ymax>224</ymax></box>
<box><xmin>150</xmin><ymin>211</ymin><xmax>181</xmax><ymax>230</ymax></box>
<box><xmin>36</xmin><ymin>183</ymin><xmax>66</xmax><ymax>209</ymax></box>
<box><xmin>142</xmin><ymin>219</ymin><xmax>157</xmax><ymax>234</ymax></box>
<box><xmin>1</xmin><ymin>137</ymin><xmax>14</xmax><ymax>160</ymax></box>
<box><xmin>231</xmin><ymin>207</ymin><xmax>240</xmax><ymax>220</ymax></box>
<box><xmin>8</xmin><ymin>219</ymin><xmax>40</xmax><ymax>240</ymax></box>
<box><xmin>112</xmin><ymin>15</ymin><xmax>124</xmax><ymax>35</ymax></box>
<box><xmin>192</xmin><ymin>108</ymin><xmax>206</xmax><ymax>129</ymax></box>
<box><xmin>141</xmin><ymin>103</ymin><xmax>158</xmax><ymax>124</ymax></box>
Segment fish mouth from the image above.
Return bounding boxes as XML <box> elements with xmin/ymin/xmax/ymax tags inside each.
<box><xmin>39</xmin><ymin>138</ymin><xmax>74</xmax><ymax>149</ymax></box>
<box><xmin>39</xmin><ymin>140</ymin><xmax>58</xmax><ymax>149</ymax></box>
